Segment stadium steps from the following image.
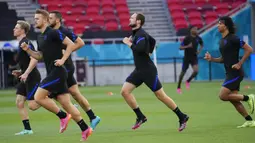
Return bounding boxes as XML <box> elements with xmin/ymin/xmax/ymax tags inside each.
<box><xmin>0</xmin><ymin>0</ymin><xmax>38</xmax><ymax>25</ymax></box>
<box><xmin>126</xmin><ymin>0</ymin><xmax>176</xmax><ymax>42</ymax></box>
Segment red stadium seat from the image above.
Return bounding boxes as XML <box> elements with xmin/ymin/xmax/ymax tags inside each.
<box><xmin>73</xmin><ymin>0</ymin><xmax>87</xmax><ymax>8</ymax></box>
<box><xmin>189</xmin><ymin>19</ymin><xmax>203</xmax><ymax>28</ymax></box>
<box><xmin>167</xmin><ymin>0</ymin><xmax>180</xmax><ymax>5</ymax></box>
<box><xmin>77</xmin><ymin>15</ymin><xmax>91</xmax><ymax>24</ymax></box>
<box><xmin>182</xmin><ymin>0</ymin><xmax>194</xmax><ymax>5</ymax></box>
<box><xmin>195</xmin><ymin>0</ymin><xmax>207</xmax><ymax>6</ymax></box>
<box><xmin>204</xmin><ymin>11</ymin><xmax>217</xmax><ymax>19</ymax></box>
<box><xmin>105</xmin><ymin>21</ymin><xmax>119</xmax><ymax>31</ymax></box>
<box><xmin>187</xmin><ymin>11</ymin><xmax>201</xmax><ymax>19</ymax></box>
<box><xmin>86</xmin><ymin>7</ymin><xmax>99</xmax><ymax>16</ymax></box>
<box><xmin>115</xmin><ymin>0</ymin><xmax>128</xmax><ymax>7</ymax></box>
<box><xmin>205</xmin><ymin>17</ymin><xmax>217</xmax><ymax>24</ymax></box>
<box><xmin>91</xmin><ymin>15</ymin><xmax>105</xmax><ymax>25</ymax></box>
<box><xmin>118</xmin><ymin>13</ymin><xmax>130</xmax><ymax>23</ymax></box>
<box><xmin>101</xmin><ymin>0</ymin><xmax>113</xmax><ymax>8</ymax></box>
<box><xmin>102</xmin><ymin>7</ymin><xmax>115</xmax><ymax>15</ymax></box>
<box><xmin>171</xmin><ymin>11</ymin><xmax>185</xmax><ymax>21</ymax></box>
<box><xmin>120</xmin><ymin>22</ymin><xmax>130</xmax><ymax>31</ymax></box>
<box><xmin>69</xmin><ymin>7</ymin><xmax>84</xmax><ymax>16</ymax></box>
<box><xmin>174</xmin><ymin>19</ymin><xmax>188</xmax><ymax>30</ymax></box>
<box><xmin>87</xmin><ymin>0</ymin><xmax>100</xmax><ymax>8</ymax></box>
<box><xmin>116</xmin><ymin>6</ymin><xmax>129</xmax><ymax>15</ymax></box>
<box><xmin>208</xmin><ymin>0</ymin><xmax>221</xmax><ymax>6</ymax></box>
<box><xmin>169</xmin><ymin>4</ymin><xmax>183</xmax><ymax>13</ymax></box>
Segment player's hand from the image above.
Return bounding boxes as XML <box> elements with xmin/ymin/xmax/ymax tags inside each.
<box><xmin>128</xmin><ymin>36</ymin><xmax>132</xmax><ymax>42</ymax></box>
<box><xmin>12</xmin><ymin>70</ymin><xmax>22</xmax><ymax>77</ymax></box>
<box><xmin>232</xmin><ymin>62</ymin><xmax>242</xmax><ymax>70</ymax></box>
<box><xmin>188</xmin><ymin>43</ymin><xmax>193</xmax><ymax>48</ymax></box>
<box><xmin>204</xmin><ymin>52</ymin><xmax>211</xmax><ymax>61</ymax></box>
<box><xmin>123</xmin><ymin>37</ymin><xmax>131</xmax><ymax>45</ymax></box>
<box><xmin>20</xmin><ymin>42</ymin><xmax>29</xmax><ymax>51</ymax></box>
<box><xmin>54</xmin><ymin>59</ymin><xmax>64</xmax><ymax>66</ymax></box>
<box><xmin>19</xmin><ymin>73</ymin><xmax>28</xmax><ymax>82</ymax></box>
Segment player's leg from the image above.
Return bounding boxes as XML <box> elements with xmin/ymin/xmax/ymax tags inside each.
<box><xmin>144</xmin><ymin>73</ymin><xmax>189</xmax><ymax>132</ymax></box>
<box><xmin>219</xmin><ymin>88</ymin><xmax>255</xmax><ymax>128</ymax></box>
<box><xmin>35</xmin><ymin>72</ymin><xmax>72</xmax><ymax>133</ymax></box>
<box><xmin>67</xmin><ymin>74</ymin><xmax>100</xmax><ymax>130</ymax></box>
<box><xmin>56</xmin><ymin>94</ymin><xmax>92</xmax><ymax>141</ymax></box>
<box><xmin>186</xmin><ymin>59</ymin><xmax>198</xmax><ymax>89</ymax></box>
<box><xmin>26</xmin><ymin>81</ymin><xmax>41</xmax><ymax>111</ymax></box>
<box><xmin>15</xmin><ymin>83</ymin><xmax>33</xmax><ymax>135</ymax></box>
<box><xmin>121</xmin><ymin>70</ymin><xmax>145</xmax><ymax>129</ymax></box>
<box><xmin>177</xmin><ymin>58</ymin><xmax>189</xmax><ymax>94</ymax></box>
<box><xmin>219</xmin><ymin>76</ymin><xmax>254</xmax><ymax>113</ymax></box>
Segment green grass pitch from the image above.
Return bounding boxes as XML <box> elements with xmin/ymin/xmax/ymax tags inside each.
<box><xmin>0</xmin><ymin>81</ymin><xmax>255</xmax><ymax>143</ymax></box>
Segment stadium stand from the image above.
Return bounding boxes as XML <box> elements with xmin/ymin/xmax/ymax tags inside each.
<box><xmin>38</xmin><ymin>0</ymin><xmax>131</xmax><ymax>36</ymax></box>
<box><xmin>167</xmin><ymin>0</ymin><xmax>247</xmax><ymax>35</ymax></box>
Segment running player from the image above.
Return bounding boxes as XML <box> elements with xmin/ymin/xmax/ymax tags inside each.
<box><xmin>121</xmin><ymin>13</ymin><xmax>189</xmax><ymax>131</ymax></box>
<box><xmin>204</xmin><ymin>16</ymin><xmax>255</xmax><ymax>128</ymax></box>
<box><xmin>48</xmin><ymin>11</ymin><xmax>100</xmax><ymax>130</ymax></box>
<box><xmin>12</xmin><ymin>20</ymin><xmax>41</xmax><ymax>135</ymax></box>
<box><xmin>177</xmin><ymin>26</ymin><xmax>203</xmax><ymax>94</ymax></box>
<box><xmin>20</xmin><ymin>9</ymin><xmax>92</xmax><ymax>141</ymax></box>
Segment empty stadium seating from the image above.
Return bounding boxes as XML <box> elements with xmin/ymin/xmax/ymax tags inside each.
<box><xmin>38</xmin><ymin>0</ymin><xmax>131</xmax><ymax>35</ymax></box>
<box><xmin>167</xmin><ymin>0</ymin><xmax>247</xmax><ymax>33</ymax></box>
<box><xmin>0</xmin><ymin>2</ymin><xmax>38</xmax><ymax>40</ymax></box>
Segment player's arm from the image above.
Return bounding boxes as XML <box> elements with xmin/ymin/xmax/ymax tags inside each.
<box><xmin>180</xmin><ymin>37</ymin><xmax>192</xmax><ymax>50</ymax></box>
<box><xmin>211</xmin><ymin>57</ymin><xmax>224</xmax><ymax>63</ymax></box>
<box><xmin>66</xmin><ymin>31</ymin><xmax>85</xmax><ymax>51</ymax></box>
<box><xmin>23</xmin><ymin>57</ymin><xmax>38</xmax><ymax>75</ymax></box>
<box><xmin>59</xmin><ymin>37</ymin><xmax>76</xmax><ymax>63</ymax></box>
<box><xmin>148</xmin><ymin>34</ymin><xmax>156</xmax><ymax>54</ymax></box>
<box><xmin>204</xmin><ymin>52</ymin><xmax>223</xmax><ymax>63</ymax></box>
<box><xmin>239</xmin><ymin>42</ymin><xmax>253</xmax><ymax>65</ymax></box>
<box><xmin>20</xmin><ymin>43</ymin><xmax>43</xmax><ymax>60</ymax></box>
<box><xmin>124</xmin><ymin>33</ymin><xmax>147</xmax><ymax>52</ymax></box>
<box><xmin>197</xmin><ymin>37</ymin><xmax>204</xmax><ymax>54</ymax></box>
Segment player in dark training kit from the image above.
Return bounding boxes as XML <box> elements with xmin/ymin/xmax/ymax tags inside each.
<box><xmin>121</xmin><ymin>13</ymin><xmax>189</xmax><ymax>131</ymax></box>
<box><xmin>49</xmin><ymin>11</ymin><xmax>100</xmax><ymax>130</ymax></box>
<box><xmin>177</xmin><ymin>26</ymin><xmax>203</xmax><ymax>94</ymax></box>
<box><xmin>20</xmin><ymin>9</ymin><xmax>92</xmax><ymax>141</ymax></box>
<box><xmin>12</xmin><ymin>20</ymin><xmax>41</xmax><ymax>135</ymax></box>
<box><xmin>204</xmin><ymin>16</ymin><xmax>255</xmax><ymax>128</ymax></box>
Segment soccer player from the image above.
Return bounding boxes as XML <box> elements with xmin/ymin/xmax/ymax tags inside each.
<box><xmin>12</xmin><ymin>20</ymin><xmax>41</xmax><ymax>135</ymax></box>
<box><xmin>121</xmin><ymin>13</ymin><xmax>189</xmax><ymax>131</ymax></box>
<box><xmin>204</xmin><ymin>16</ymin><xmax>255</xmax><ymax>128</ymax></box>
<box><xmin>20</xmin><ymin>9</ymin><xmax>92</xmax><ymax>141</ymax></box>
<box><xmin>177</xmin><ymin>26</ymin><xmax>203</xmax><ymax>94</ymax></box>
<box><xmin>48</xmin><ymin>11</ymin><xmax>100</xmax><ymax>130</ymax></box>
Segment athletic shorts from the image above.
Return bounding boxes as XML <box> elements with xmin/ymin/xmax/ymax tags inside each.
<box><xmin>16</xmin><ymin>72</ymin><xmax>41</xmax><ymax>100</ymax></box>
<box><xmin>182</xmin><ymin>57</ymin><xmax>198</xmax><ymax>72</ymax></box>
<box><xmin>126</xmin><ymin>68</ymin><xmax>162</xmax><ymax>92</ymax></box>
<box><xmin>39</xmin><ymin>67</ymin><xmax>68</xmax><ymax>96</ymax></box>
<box><xmin>66</xmin><ymin>69</ymin><xmax>77</xmax><ymax>88</ymax></box>
<box><xmin>222</xmin><ymin>75</ymin><xmax>243</xmax><ymax>91</ymax></box>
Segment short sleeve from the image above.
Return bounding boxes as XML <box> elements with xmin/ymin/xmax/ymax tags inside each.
<box><xmin>233</xmin><ymin>37</ymin><xmax>246</xmax><ymax>48</ymax></box>
<box><xmin>181</xmin><ymin>36</ymin><xmax>190</xmax><ymax>46</ymax></box>
<box><xmin>50</xmin><ymin>30</ymin><xmax>67</xmax><ymax>43</ymax></box>
<box><xmin>198</xmin><ymin>36</ymin><xmax>203</xmax><ymax>46</ymax></box>
<box><xmin>65</xmin><ymin>30</ymin><xmax>78</xmax><ymax>42</ymax></box>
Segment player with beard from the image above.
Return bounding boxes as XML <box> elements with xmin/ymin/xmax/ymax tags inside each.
<box><xmin>204</xmin><ymin>16</ymin><xmax>255</xmax><ymax>128</ymax></box>
<box><xmin>20</xmin><ymin>9</ymin><xmax>92</xmax><ymax>141</ymax></box>
<box><xmin>121</xmin><ymin>13</ymin><xmax>189</xmax><ymax>131</ymax></box>
<box><xmin>48</xmin><ymin>10</ymin><xmax>100</xmax><ymax>130</ymax></box>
